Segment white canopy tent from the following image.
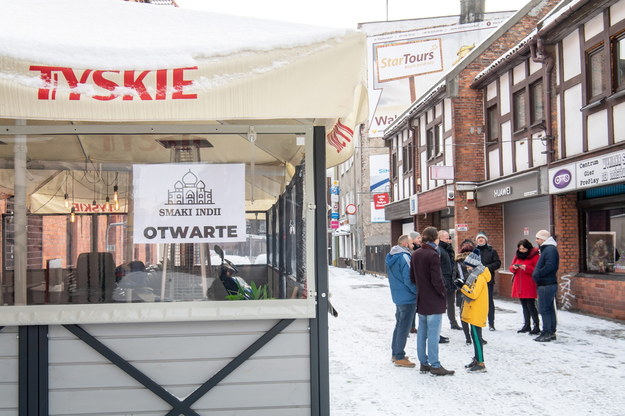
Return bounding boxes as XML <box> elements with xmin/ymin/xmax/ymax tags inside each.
<box><xmin>0</xmin><ymin>0</ymin><xmax>367</xmax><ymax>216</ymax></box>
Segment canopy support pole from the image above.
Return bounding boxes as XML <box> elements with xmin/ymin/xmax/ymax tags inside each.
<box><xmin>14</xmin><ymin>120</ymin><xmax>28</xmax><ymax>305</ymax></box>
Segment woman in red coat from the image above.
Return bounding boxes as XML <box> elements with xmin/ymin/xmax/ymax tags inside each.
<box><xmin>509</xmin><ymin>239</ymin><xmax>540</xmax><ymax>335</ymax></box>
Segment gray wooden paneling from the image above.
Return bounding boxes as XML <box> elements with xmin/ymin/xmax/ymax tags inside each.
<box><xmin>47</xmin><ymin>319</ymin><xmax>312</xmax><ymax>415</ymax></box>
<box><xmin>0</xmin><ymin>327</ymin><xmax>18</xmax><ymax>415</ymax></box>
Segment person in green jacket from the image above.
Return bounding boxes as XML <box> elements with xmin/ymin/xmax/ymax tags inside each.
<box><xmin>455</xmin><ymin>249</ymin><xmax>491</xmax><ymax>373</ymax></box>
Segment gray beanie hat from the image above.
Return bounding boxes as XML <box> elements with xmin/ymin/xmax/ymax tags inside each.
<box><xmin>476</xmin><ymin>231</ymin><xmax>488</xmax><ymax>241</ymax></box>
<box><xmin>409</xmin><ymin>231</ymin><xmax>421</xmax><ymax>240</ymax></box>
<box><xmin>464</xmin><ymin>249</ymin><xmax>482</xmax><ymax>267</ymax></box>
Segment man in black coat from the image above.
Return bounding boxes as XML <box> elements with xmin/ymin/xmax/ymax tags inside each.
<box><xmin>475</xmin><ymin>231</ymin><xmax>501</xmax><ymax>331</ymax></box>
<box><xmin>438</xmin><ymin>230</ymin><xmax>461</xmax><ymax>330</ymax></box>
<box><xmin>410</xmin><ymin>227</ymin><xmax>455</xmax><ymax>376</ymax></box>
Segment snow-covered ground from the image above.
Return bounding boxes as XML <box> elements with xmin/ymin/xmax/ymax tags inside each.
<box><xmin>328</xmin><ymin>266</ymin><xmax>625</xmax><ymax>416</ymax></box>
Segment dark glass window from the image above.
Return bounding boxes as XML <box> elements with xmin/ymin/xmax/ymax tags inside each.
<box><xmin>614</xmin><ymin>35</ymin><xmax>625</xmax><ymax>90</ymax></box>
<box><xmin>486</xmin><ymin>105</ymin><xmax>499</xmax><ymax>143</ymax></box>
<box><xmin>588</xmin><ymin>45</ymin><xmax>605</xmax><ymax>99</ymax></box>
<box><xmin>513</xmin><ymin>90</ymin><xmax>526</xmax><ymax>131</ymax></box>
<box><xmin>530</xmin><ymin>80</ymin><xmax>544</xmax><ymax>124</ymax></box>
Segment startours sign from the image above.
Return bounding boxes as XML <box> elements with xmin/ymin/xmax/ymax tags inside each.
<box><xmin>133</xmin><ymin>164</ymin><xmax>246</xmax><ymax>243</ymax></box>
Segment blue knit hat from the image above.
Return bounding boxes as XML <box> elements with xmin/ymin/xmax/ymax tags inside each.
<box><xmin>464</xmin><ymin>249</ymin><xmax>482</xmax><ymax>267</ymax></box>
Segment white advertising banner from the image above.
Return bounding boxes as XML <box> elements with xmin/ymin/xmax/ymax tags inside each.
<box><xmin>369</xmin><ymin>154</ymin><xmax>390</xmax><ymax>223</ymax></box>
<box><xmin>549</xmin><ymin>149</ymin><xmax>625</xmax><ymax>194</ymax></box>
<box><xmin>364</xmin><ymin>13</ymin><xmax>512</xmax><ymax>138</ymax></box>
<box><xmin>133</xmin><ymin>163</ymin><xmax>246</xmax><ymax>243</ymax></box>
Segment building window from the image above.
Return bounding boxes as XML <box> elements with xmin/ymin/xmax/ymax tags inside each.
<box><xmin>402</xmin><ymin>141</ymin><xmax>413</xmax><ymax>173</ymax></box>
<box><xmin>530</xmin><ymin>80</ymin><xmax>544</xmax><ymax>124</ymax></box>
<box><xmin>613</xmin><ymin>33</ymin><xmax>625</xmax><ymax>91</ymax></box>
<box><xmin>486</xmin><ymin>105</ymin><xmax>499</xmax><ymax>143</ymax></box>
<box><xmin>585</xmin><ymin>207</ymin><xmax>625</xmax><ymax>274</ymax></box>
<box><xmin>391</xmin><ymin>151</ymin><xmax>397</xmax><ymax>180</ymax></box>
<box><xmin>435</xmin><ymin>124</ymin><xmax>442</xmax><ymax>156</ymax></box>
<box><xmin>513</xmin><ymin>90</ymin><xmax>526</xmax><ymax>131</ymax></box>
<box><xmin>587</xmin><ymin>44</ymin><xmax>605</xmax><ymax>100</ymax></box>
<box><xmin>426</xmin><ymin>128</ymin><xmax>434</xmax><ymax>159</ymax></box>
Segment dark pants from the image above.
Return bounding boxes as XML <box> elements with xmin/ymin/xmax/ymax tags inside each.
<box><xmin>470</xmin><ymin>325</ymin><xmax>484</xmax><ymax>363</ymax></box>
<box><xmin>457</xmin><ymin>292</ymin><xmax>471</xmax><ymax>342</ymax></box>
<box><xmin>520</xmin><ymin>298</ymin><xmax>540</xmax><ymax>327</ymax></box>
<box><xmin>538</xmin><ymin>284</ymin><xmax>558</xmax><ymax>335</ymax></box>
<box><xmin>487</xmin><ymin>282</ymin><xmax>495</xmax><ymax>327</ymax></box>
<box><xmin>446</xmin><ymin>290</ymin><xmax>459</xmax><ymax>327</ymax></box>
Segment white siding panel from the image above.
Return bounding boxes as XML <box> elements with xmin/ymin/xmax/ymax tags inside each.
<box><xmin>529</xmin><ymin>58</ymin><xmax>541</xmax><ymax>75</ymax></box>
<box><xmin>584</xmin><ymin>14</ymin><xmax>604</xmax><ymax>41</ymax></box>
<box><xmin>587</xmin><ymin>110</ymin><xmax>609</xmax><ymax>150</ymax></box>
<box><xmin>513</xmin><ymin>63</ymin><xmax>526</xmax><ymax>85</ymax></box>
<box><xmin>614</xmin><ymin>101</ymin><xmax>625</xmax><ymax>143</ymax></box>
<box><xmin>502</xmin><ymin>135</ymin><xmax>513</xmax><ymax>176</ymax></box>
<box><xmin>445</xmin><ymin>98</ymin><xmax>452</xmax><ymax>132</ymax></box>
<box><xmin>611</xmin><ymin>0</ymin><xmax>625</xmax><ymax>25</ymax></box>
<box><xmin>486</xmin><ymin>81</ymin><xmax>497</xmax><ymax>101</ymax></box>
<box><xmin>564</xmin><ymin>85</ymin><xmax>584</xmax><ymax>155</ymax></box>
<box><xmin>421</xmin><ymin>151</ymin><xmax>428</xmax><ymax>191</ymax></box>
<box><xmin>532</xmin><ymin>132</ymin><xmax>548</xmax><ymax>167</ymax></box>
<box><xmin>444</xmin><ymin>137</ymin><xmax>453</xmax><ymax>167</ymax></box>
<box><xmin>515</xmin><ymin>138</ymin><xmax>530</xmax><ymax>171</ymax></box>
<box><xmin>47</xmin><ymin>320</ymin><xmax>311</xmax><ymax>415</ymax></box>
<box><xmin>500</xmin><ymin>73</ymin><xmax>510</xmax><ymax>115</ymax></box>
<box><xmin>0</xmin><ymin>328</ymin><xmax>18</xmax><ymax>415</ymax></box>
<box><xmin>488</xmin><ymin>148</ymin><xmax>500</xmax><ymax>179</ymax></box>
<box><xmin>562</xmin><ymin>31</ymin><xmax>581</xmax><ymax>82</ymax></box>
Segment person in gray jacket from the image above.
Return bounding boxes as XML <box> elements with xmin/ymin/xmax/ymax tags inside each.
<box><xmin>532</xmin><ymin>229</ymin><xmax>560</xmax><ymax>342</ymax></box>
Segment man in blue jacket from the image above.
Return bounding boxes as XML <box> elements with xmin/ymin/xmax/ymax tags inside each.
<box><xmin>386</xmin><ymin>234</ymin><xmax>418</xmax><ymax>368</ymax></box>
<box><xmin>532</xmin><ymin>229</ymin><xmax>560</xmax><ymax>342</ymax></box>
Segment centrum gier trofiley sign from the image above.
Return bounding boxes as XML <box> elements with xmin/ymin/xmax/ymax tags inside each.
<box><xmin>133</xmin><ymin>164</ymin><xmax>246</xmax><ymax>244</ymax></box>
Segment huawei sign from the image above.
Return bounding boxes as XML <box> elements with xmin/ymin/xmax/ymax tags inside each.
<box><xmin>29</xmin><ymin>65</ymin><xmax>198</xmax><ymax>101</ymax></box>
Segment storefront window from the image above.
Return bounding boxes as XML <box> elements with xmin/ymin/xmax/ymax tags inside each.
<box><xmin>0</xmin><ymin>132</ymin><xmax>309</xmax><ymax>305</ymax></box>
<box><xmin>585</xmin><ymin>208</ymin><xmax>625</xmax><ymax>274</ymax></box>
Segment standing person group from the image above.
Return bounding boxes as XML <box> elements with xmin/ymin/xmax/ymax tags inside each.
<box><xmin>385</xmin><ymin>226</ymin><xmax>560</xmax><ymax>376</ymax></box>
<box><xmin>509</xmin><ymin>239</ymin><xmax>541</xmax><ymax>335</ymax></box>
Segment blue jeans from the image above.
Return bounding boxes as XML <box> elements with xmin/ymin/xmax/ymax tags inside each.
<box><xmin>416</xmin><ymin>313</ymin><xmax>443</xmax><ymax>368</ymax></box>
<box><xmin>392</xmin><ymin>303</ymin><xmax>417</xmax><ymax>360</ymax></box>
<box><xmin>537</xmin><ymin>284</ymin><xmax>557</xmax><ymax>334</ymax></box>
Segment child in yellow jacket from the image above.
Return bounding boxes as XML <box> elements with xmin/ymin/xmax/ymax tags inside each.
<box><xmin>454</xmin><ymin>249</ymin><xmax>491</xmax><ymax>373</ymax></box>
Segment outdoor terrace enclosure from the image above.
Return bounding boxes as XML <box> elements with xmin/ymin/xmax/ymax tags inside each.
<box><xmin>0</xmin><ymin>0</ymin><xmax>367</xmax><ymax>414</ymax></box>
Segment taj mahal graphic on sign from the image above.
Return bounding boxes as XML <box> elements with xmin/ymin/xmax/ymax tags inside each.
<box><xmin>167</xmin><ymin>170</ymin><xmax>214</xmax><ymax>205</ymax></box>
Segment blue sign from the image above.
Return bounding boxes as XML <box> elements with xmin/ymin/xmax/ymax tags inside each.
<box><xmin>331</xmin><ymin>212</ymin><xmax>339</xmax><ymax>219</ymax></box>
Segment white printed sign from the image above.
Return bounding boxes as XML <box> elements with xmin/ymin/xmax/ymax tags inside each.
<box><xmin>133</xmin><ymin>164</ymin><xmax>246</xmax><ymax>243</ymax></box>
<box><xmin>549</xmin><ymin>149</ymin><xmax>625</xmax><ymax>194</ymax></box>
<box><xmin>375</xmin><ymin>38</ymin><xmax>443</xmax><ymax>82</ymax></box>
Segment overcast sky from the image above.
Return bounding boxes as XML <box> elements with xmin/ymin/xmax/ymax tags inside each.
<box><xmin>175</xmin><ymin>0</ymin><xmax>531</xmax><ymax>28</ymax></box>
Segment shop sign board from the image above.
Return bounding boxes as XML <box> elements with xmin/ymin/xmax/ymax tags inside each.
<box><xmin>476</xmin><ymin>170</ymin><xmax>543</xmax><ymax>207</ymax></box>
<box><xmin>549</xmin><ymin>148</ymin><xmax>625</xmax><ymax>194</ymax></box>
<box><xmin>133</xmin><ymin>163</ymin><xmax>246</xmax><ymax>243</ymax></box>
<box><xmin>330</xmin><ymin>220</ymin><xmax>340</xmax><ymax>229</ymax></box>
<box><xmin>456</xmin><ymin>224</ymin><xmax>468</xmax><ymax>231</ymax></box>
<box><xmin>373</xmin><ymin>193</ymin><xmax>390</xmax><ymax>209</ymax></box>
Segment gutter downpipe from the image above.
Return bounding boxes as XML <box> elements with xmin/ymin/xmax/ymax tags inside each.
<box><xmin>530</xmin><ymin>36</ymin><xmax>556</xmax><ymax>237</ymax></box>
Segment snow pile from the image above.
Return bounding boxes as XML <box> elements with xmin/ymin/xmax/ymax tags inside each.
<box><xmin>0</xmin><ymin>0</ymin><xmax>350</xmax><ymax>69</ymax></box>
<box><xmin>328</xmin><ymin>266</ymin><xmax>625</xmax><ymax>415</ymax></box>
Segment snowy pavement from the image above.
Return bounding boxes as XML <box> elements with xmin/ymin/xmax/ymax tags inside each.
<box><xmin>328</xmin><ymin>266</ymin><xmax>625</xmax><ymax>416</ymax></box>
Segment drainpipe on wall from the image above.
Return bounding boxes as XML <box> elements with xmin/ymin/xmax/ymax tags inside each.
<box><xmin>530</xmin><ymin>37</ymin><xmax>556</xmax><ymax>236</ymax></box>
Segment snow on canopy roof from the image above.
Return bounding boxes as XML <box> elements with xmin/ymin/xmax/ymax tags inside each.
<box><xmin>0</xmin><ymin>0</ymin><xmax>352</xmax><ymax>70</ymax></box>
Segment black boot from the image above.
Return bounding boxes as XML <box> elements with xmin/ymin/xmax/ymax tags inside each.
<box><xmin>529</xmin><ymin>324</ymin><xmax>540</xmax><ymax>335</ymax></box>
<box><xmin>517</xmin><ymin>324</ymin><xmax>530</xmax><ymax>333</ymax></box>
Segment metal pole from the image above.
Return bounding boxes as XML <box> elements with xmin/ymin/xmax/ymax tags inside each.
<box><xmin>14</xmin><ymin>120</ymin><xmax>27</xmax><ymax>305</ymax></box>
